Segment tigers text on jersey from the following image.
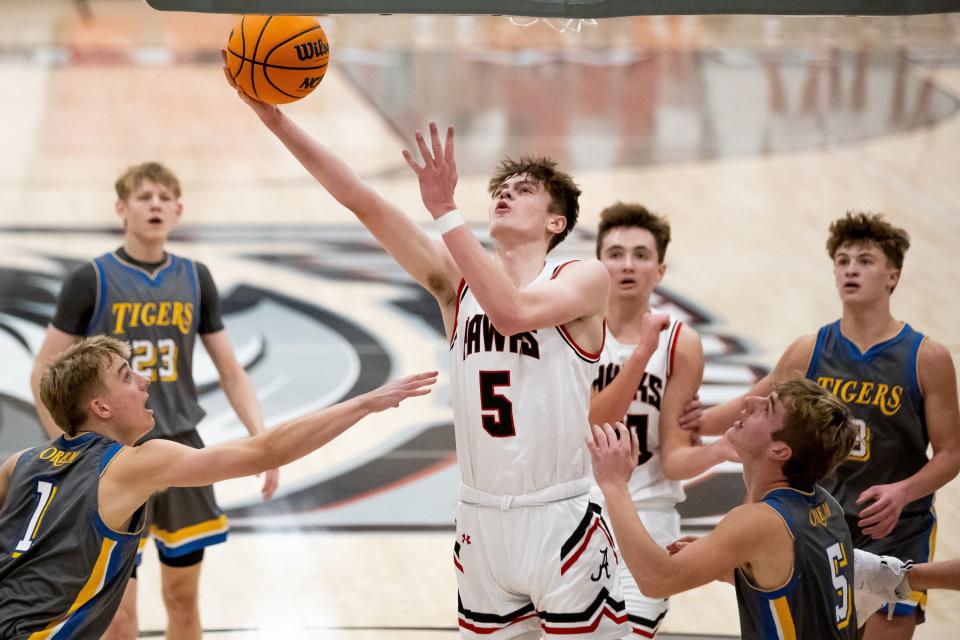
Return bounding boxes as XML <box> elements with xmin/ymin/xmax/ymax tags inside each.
<box><xmin>449</xmin><ymin>261</ymin><xmax>600</xmax><ymax>497</ymax></box>
<box><xmin>806</xmin><ymin>321</ymin><xmax>931</xmax><ymax>546</ymax></box>
<box><xmin>591</xmin><ymin>315</ymin><xmax>685</xmax><ymax>510</ymax></box>
<box><xmin>735</xmin><ymin>486</ymin><xmax>857</xmax><ymax>639</ymax></box>
<box><xmin>0</xmin><ymin>433</ymin><xmax>145</xmax><ymax>639</ymax></box>
<box><xmin>86</xmin><ymin>251</ymin><xmax>205</xmax><ymax>437</ymax></box>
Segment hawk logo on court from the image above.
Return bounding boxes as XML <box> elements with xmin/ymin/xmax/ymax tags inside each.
<box><xmin>0</xmin><ymin>225</ymin><xmax>763</xmax><ymax>535</ymax></box>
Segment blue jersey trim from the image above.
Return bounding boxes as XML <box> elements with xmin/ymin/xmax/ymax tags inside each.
<box><xmin>105</xmin><ymin>251</ymin><xmax>177</xmax><ymax>287</ymax></box>
<box><xmin>86</xmin><ymin>258</ymin><xmax>109</xmax><ymax>334</ymax></box>
<box><xmin>834</xmin><ymin>320</ymin><xmax>913</xmax><ymax>364</ymax></box>
<box><xmin>184</xmin><ymin>257</ymin><xmax>200</xmax><ymax>331</ymax></box>
<box><xmin>905</xmin><ymin>325</ymin><xmax>923</xmax><ymax>401</ymax></box>
<box><xmin>98</xmin><ymin>443</ymin><xmax>123</xmax><ymax>473</ymax></box>
<box><xmin>806</xmin><ymin>323</ymin><xmax>831</xmax><ymax>379</ymax></box>
<box><xmin>57</xmin><ymin>432</ymin><xmax>97</xmax><ymax>450</ymax></box>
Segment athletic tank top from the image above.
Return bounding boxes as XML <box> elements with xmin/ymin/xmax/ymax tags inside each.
<box><xmin>0</xmin><ymin>433</ymin><xmax>145</xmax><ymax>639</ymax></box>
<box><xmin>591</xmin><ymin>314</ymin><xmax>685</xmax><ymax>510</ymax></box>
<box><xmin>806</xmin><ymin>321</ymin><xmax>931</xmax><ymax>529</ymax></box>
<box><xmin>449</xmin><ymin>261</ymin><xmax>601</xmax><ymax>496</ymax></box>
<box><xmin>736</xmin><ymin>486</ymin><xmax>857</xmax><ymax>639</ymax></box>
<box><xmin>86</xmin><ymin>251</ymin><xmax>204</xmax><ymax>437</ymax></box>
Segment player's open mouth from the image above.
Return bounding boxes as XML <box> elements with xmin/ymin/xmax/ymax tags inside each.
<box><xmin>495</xmin><ymin>202</ymin><xmax>510</xmax><ymax>213</ymax></box>
<box><xmin>620</xmin><ymin>278</ymin><xmax>636</xmax><ymax>285</ymax></box>
<box><xmin>843</xmin><ymin>283</ymin><xmax>860</xmax><ymax>292</ymax></box>
<box><xmin>148</xmin><ymin>217</ymin><xmax>163</xmax><ymax>224</ymax></box>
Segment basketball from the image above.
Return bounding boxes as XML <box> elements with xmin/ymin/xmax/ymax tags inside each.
<box><xmin>225</xmin><ymin>15</ymin><xmax>329</xmax><ymax>105</ymax></box>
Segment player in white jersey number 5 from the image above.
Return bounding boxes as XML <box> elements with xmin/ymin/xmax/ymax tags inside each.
<box><xmin>227</xmin><ymin>62</ymin><xmax>629</xmax><ymax>638</ymax></box>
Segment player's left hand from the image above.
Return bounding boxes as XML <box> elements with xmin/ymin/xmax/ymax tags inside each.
<box><xmin>587</xmin><ymin>422</ymin><xmax>638</xmax><ymax>490</ymax></box>
<box><xmin>856</xmin><ymin>482</ymin><xmax>910</xmax><ymax>539</ymax></box>
<box><xmin>260</xmin><ymin>467</ymin><xmax>280</xmax><ymax>501</ymax></box>
<box><xmin>677</xmin><ymin>394</ymin><xmax>704</xmax><ymax>432</ymax></box>
<box><xmin>403</xmin><ymin>122</ymin><xmax>458</xmax><ymax>219</ymax></box>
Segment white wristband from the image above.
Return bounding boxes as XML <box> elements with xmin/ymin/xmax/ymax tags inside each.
<box><xmin>435</xmin><ymin>209</ymin><xmax>465</xmax><ymax>234</ymax></box>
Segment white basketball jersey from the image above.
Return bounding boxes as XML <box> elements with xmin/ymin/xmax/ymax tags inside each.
<box><xmin>450</xmin><ymin>261</ymin><xmax>600</xmax><ymax>496</ymax></box>
<box><xmin>592</xmin><ymin>314</ymin><xmax>686</xmax><ymax>510</ymax></box>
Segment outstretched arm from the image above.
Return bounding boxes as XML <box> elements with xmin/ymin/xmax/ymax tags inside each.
<box><xmin>682</xmin><ymin>334</ymin><xmax>816</xmax><ymax>436</ymax></box>
<box><xmin>856</xmin><ymin>339</ymin><xmax>960</xmax><ymax>539</ymax></box>
<box><xmin>405</xmin><ymin>123</ymin><xmax>607</xmax><ymax>335</ymax></box>
<box><xmin>223</xmin><ymin>54</ymin><xmax>461</xmax><ymax>322</ymax></box>
<box><xmin>99</xmin><ymin>371</ymin><xmax>437</xmax><ymax>531</ymax></box>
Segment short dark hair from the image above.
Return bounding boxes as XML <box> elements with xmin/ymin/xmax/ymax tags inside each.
<box><xmin>773</xmin><ymin>378</ymin><xmax>858</xmax><ymax>490</ymax></box>
<box><xmin>488</xmin><ymin>156</ymin><xmax>580</xmax><ymax>252</ymax></box>
<box><xmin>826</xmin><ymin>211</ymin><xmax>910</xmax><ymax>270</ymax></box>
<box><xmin>595</xmin><ymin>202</ymin><xmax>671</xmax><ymax>262</ymax></box>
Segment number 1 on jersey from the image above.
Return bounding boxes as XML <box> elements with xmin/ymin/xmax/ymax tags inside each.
<box><xmin>12</xmin><ymin>480</ymin><xmax>57</xmax><ymax>557</ymax></box>
<box><xmin>479</xmin><ymin>370</ymin><xmax>516</xmax><ymax>438</ymax></box>
<box><xmin>625</xmin><ymin>414</ymin><xmax>653</xmax><ymax>465</ymax></box>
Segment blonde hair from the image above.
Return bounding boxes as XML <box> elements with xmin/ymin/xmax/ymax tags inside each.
<box><xmin>773</xmin><ymin>378</ymin><xmax>858</xmax><ymax>489</ymax></box>
<box><xmin>115</xmin><ymin>162</ymin><xmax>181</xmax><ymax>201</ymax></box>
<box><xmin>40</xmin><ymin>336</ymin><xmax>131</xmax><ymax>436</ymax></box>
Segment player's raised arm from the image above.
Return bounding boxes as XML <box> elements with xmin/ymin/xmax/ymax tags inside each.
<box><xmin>684</xmin><ymin>334</ymin><xmax>817</xmax><ymax>436</ymax></box>
<box><xmin>222</xmin><ymin>52</ymin><xmax>460</xmax><ymax>315</ymax></box>
<box><xmin>405</xmin><ymin>122</ymin><xmax>608</xmax><ymax>336</ymax></box>
<box><xmin>589</xmin><ymin>313</ymin><xmax>669</xmax><ymax>426</ymax></box>
<box><xmin>98</xmin><ymin>371</ymin><xmax>436</xmax><ymax>531</ymax></box>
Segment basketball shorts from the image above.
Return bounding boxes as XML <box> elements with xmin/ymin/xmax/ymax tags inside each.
<box><xmin>852</xmin><ymin>507</ymin><xmax>936</xmax><ymax>622</ymax></box>
<box><xmin>455</xmin><ymin>479</ymin><xmax>628</xmax><ymax>639</ymax></box>
<box><xmin>137</xmin><ymin>430</ymin><xmax>229</xmax><ymax>565</ymax></box>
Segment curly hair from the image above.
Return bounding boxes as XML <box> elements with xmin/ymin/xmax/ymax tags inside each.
<box><xmin>826</xmin><ymin>211</ymin><xmax>910</xmax><ymax>270</ymax></box>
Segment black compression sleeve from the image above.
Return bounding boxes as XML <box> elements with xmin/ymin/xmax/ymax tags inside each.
<box><xmin>50</xmin><ymin>264</ymin><xmax>97</xmax><ymax>336</ymax></box>
<box><xmin>196</xmin><ymin>262</ymin><xmax>225</xmax><ymax>334</ymax></box>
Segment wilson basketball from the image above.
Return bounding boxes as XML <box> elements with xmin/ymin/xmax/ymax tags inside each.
<box><xmin>226</xmin><ymin>15</ymin><xmax>329</xmax><ymax>105</ymax></box>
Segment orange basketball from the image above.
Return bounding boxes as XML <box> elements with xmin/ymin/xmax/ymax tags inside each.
<box><xmin>226</xmin><ymin>15</ymin><xmax>329</xmax><ymax>105</ymax></box>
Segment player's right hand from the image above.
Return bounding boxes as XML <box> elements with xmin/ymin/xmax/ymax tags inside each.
<box><xmin>220</xmin><ymin>49</ymin><xmax>281</xmax><ymax>123</ymax></box>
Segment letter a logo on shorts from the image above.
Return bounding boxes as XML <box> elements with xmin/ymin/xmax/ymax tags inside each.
<box><xmin>590</xmin><ymin>547</ymin><xmax>611</xmax><ymax>582</ymax></box>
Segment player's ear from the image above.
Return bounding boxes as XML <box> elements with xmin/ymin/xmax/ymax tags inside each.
<box><xmin>89</xmin><ymin>397</ymin><xmax>111</xmax><ymax>420</ymax></box>
<box><xmin>656</xmin><ymin>260</ymin><xmax>667</xmax><ymax>283</ymax></box>
<box><xmin>887</xmin><ymin>268</ymin><xmax>900</xmax><ymax>293</ymax></box>
<box><xmin>547</xmin><ymin>213</ymin><xmax>566</xmax><ymax>235</ymax></box>
<box><xmin>769</xmin><ymin>441</ymin><xmax>792</xmax><ymax>463</ymax></box>
<box><xmin>174</xmin><ymin>201</ymin><xmax>183</xmax><ymax>222</ymax></box>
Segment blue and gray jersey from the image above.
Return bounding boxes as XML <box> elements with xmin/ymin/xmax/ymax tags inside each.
<box><xmin>736</xmin><ymin>486</ymin><xmax>857</xmax><ymax>639</ymax></box>
<box><xmin>0</xmin><ymin>433</ymin><xmax>144</xmax><ymax>639</ymax></box>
